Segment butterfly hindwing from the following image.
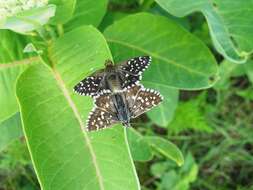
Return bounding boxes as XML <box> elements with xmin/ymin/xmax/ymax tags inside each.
<box><xmin>86</xmin><ymin>85</ymin><xmax>163</xmax><ymax>131</ymax></box>
<box><xmin>86</xmin><ymin>107</ymin><xmax>117</xmax><ymax>131</ymax></box>
<box><xmin>87</xmin><ymin>92</ymin><xmax>119</xmax><ymax>131</ymax></box>
<box><xmin>124</xmin><ymin>85</ymin><xmax>142</xmax><ymax>108</ymax></box>
<box><xmin>129</xmin><ymin>87</ymin><xmax>163</xmax><ymax>118</ymax></box>
<box><xmin>94</xmin><ymin>93</ymin><xmax>117</xmax><ymax>113</ymax></box>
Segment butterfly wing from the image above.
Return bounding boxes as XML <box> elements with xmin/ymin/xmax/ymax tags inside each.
<box><xmin>73</xmin><ymin>70</ymin><xmax>106</xmax><ymax>97</ymax></box>
<box><xmin>117</xmin><ymin>56</ymin><xmax>152</xmax><ymax>89</ymax></box>
<box><xmin>94</xmin><ymin>93</ymin><xmax>117</xmax><ymax>113</ymax></box>
<box><xmin>86</xmin><ymin>93</ymin><xmax>118</xmax><ymax>131</ymax></box>
<box><xmin>128</xmin><ymin>87</ymin><xmax>163</xmax><ymax>118</ymax></box>
<box><xmin>124</xmin><ymin>85</ymin><xmax>142</xmax><ymax>108</ymax></box>
<box><xmin>86</xmin><ymin>107</ymin><xmax>118</xmax><ymax>131</ymax></box>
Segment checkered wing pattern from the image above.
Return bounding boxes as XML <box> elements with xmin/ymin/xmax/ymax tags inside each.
<box><xmin>94</xmin><ymin>93</ymin><xmax>117</xmax><ymax>113</ymax></box>
<box><xmin>129</xmin><ymin>87</ymin><xmax>163</xmax><ymax>118</ymax></box>
<box><xmin>124</xmin><ymin>85</ymin><xmax>142</xmax><ymax>108</ymax></box>
<box><xmin>86</xmin><ymin>108</ymin><xmax>117</xmax><ymax>131</ymax></box>
<box><xmin>86</xmin><ymin>93</ymin><xmax>118</xmax><ymax>131</ymax></box>
<box><xmin>73</xmin><ymin>71</ymin><xmax>105</xmax><ymax>97</ymax></box>
<box><xmin>118</xmin><ymin>56</ymin><xmax>152</xmax><ymax>89</ymax></box>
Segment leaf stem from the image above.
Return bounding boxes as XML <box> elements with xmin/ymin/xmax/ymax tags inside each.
<box><xmin>57</xmin><ymin>24</ymin><xmax>64</xmax><ymax>37</ymax></box>
<box><xmin>124</xmin><ymin>128</ymin><xmax>141</xmax><ymax>190</ymax></box>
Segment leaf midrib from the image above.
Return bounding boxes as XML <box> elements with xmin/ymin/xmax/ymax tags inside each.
<box><xmin>106</xmin><ymin>38</ymin><xmax>207</xmax><ymax>77</ymax></box>
<box><xmin>0</xmin><ymin>56</ymin><xmax>39</xmax><ymax>68</ymax></box>
<box><xmin>51</xmin><ymin>66</ymin><xmax>105</xmax><ymax>190</ymax></box>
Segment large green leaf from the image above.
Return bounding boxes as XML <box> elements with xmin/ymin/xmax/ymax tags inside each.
<box><xmin>0</xmin><ymin>63</ymin><xmax>35</xmax><ymax>123</ymax></box>
<box><xmin>127</xmin><ymin>129</ymin><xmax>153</xmax><ymax>162</ymax></box>
<box><xmin>16</xmin><ymin>26</ymin><xmax>140</xmax><ymax>190</ymax></box>
<box><xmin>0</xmin><ymin>30</ymin><xmax>37</xmax><ymax>123</ymax></box>
<box><xmin>154</xmin><ymin>0</ymin><xmax>253</xmax><ymax>63</ymax></box>
<box><xmin>0</xmin><ymin>30</ymin><xmax>29</xmax><ymax>63</ymax></box>
<box><xmin>0</xmin><ymin>30</ymin><xmax>34</xmax><ymax>152</ymax></box>
<box><xmin>64</xmin><ymin>0</ymin><xmax>108</xmax><ymax>31</ymax></box>
<box><xmin>104</xmin><ymin>13</ymin><xmax>218</xmax><ymax>90</ymax></box>
<box><xmin>0</xmin><ymin>113</ymin><xmax>23</xmax><ymax>152</ymax></box>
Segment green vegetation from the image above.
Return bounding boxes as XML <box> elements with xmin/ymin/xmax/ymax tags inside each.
<box><xmin>0</xmin><ymin>0</ymin><xmax>253</xmax><ymax>189</ymax></box>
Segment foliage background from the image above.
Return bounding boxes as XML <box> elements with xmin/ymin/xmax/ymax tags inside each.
<box><xmin>0</xmin><ymin>0</ymin><xmax>253</xmax><ymax>190</ymax></box>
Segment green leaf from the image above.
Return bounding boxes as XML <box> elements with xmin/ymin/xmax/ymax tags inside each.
<box><xmin>160</xmin><ymin>171</ymin><xmax>183</xmax><ymax>190</ymax></box>
<box><xmin>64</xmin><ymin>0</ymin><xmax>108</xmax><ymax>31</ymax></box>
<box><xmin>180</xmin><ymin>153</ymin><xmax>198</xmax><ymax>182</ymax></box>
<box><xmin>0</xmin><ymin>30</ymin><xmax>37</xmax><ymax>123</ymax></box>
<box><xmin>214</xmin><ymin>60</ymin><xmax>250</xmax><ymax>90</ymax></box>
<box><xmin>127</xmin><ymin>129</ymin><xmax>153</xmax><ymax>162</ymax></box>
<box><xmin>143</xmin><ymin>82</ymin><xmax>178</xmax><ymax>127</ymax></box>
<box><xmin>168</xmin><ymin>94</ymin><xmax>213</xmax><ymax>134</ymax></box>
<box><xmin>150</xmin><ymin>161</ymin><xmax>172</xmax><ymax>177</ymax></box>
<box><xmin>160</xmin><ymin>153</ymin><xmax>198</xmax><ymax>190</ymax></box>
<box><xmin>0</xmin><ymin>30</ymin><xmax>28</xmax><ymax>63</ymax></box>
<box><xmin>98</xmin><ymin>11</ymin><xmax>128</xmax><ymax>32</ymax></box>
<box><xmin>154</xmin><ymin>0</ymin><xmax>253</xmax><ymax>63</ymax></box>
<box><xmin>150</xmin><ymin>4</ymin><xmax>191</xmax><ymax>31</ymax></box>
<box><xmin>0</xmin><ymin>113</ymin><xmax>23</xmax><ymax>152</ymax></box>
<box><xmin>0</xmin><ymin>63</ymin><xmax>34</xmax><ymax>123</ymax></box>
<box><xmin>49</xmin><ymin>0</ymin><xmax>75</xmax><ymax>24</ymax></box>
<box><xmin>104</xmin><ymin>13</ymin><xmax>218</xmax><ymax>90</ymax></box>
<box><xmin>144</xmin><ymin>136</ymin><xmax>184</xmax><ymax>166</ymax></box>
<box><xmin>0</xmin><ymin>5</ymin><xmax>56</xmax><ymax>33</ymax></box>
<box><xmin>214</xmin><ymin>60</ymin><xmax>242</xmax><ymax>90</ymax></box>
<box><xmin>16</xmin><ymin>26</ymin><xmax>140</xmax><ymax>190</ymax></box>
<box><xmin>236</xmin><ymin>88</ymin><xmax>253</xmax><ymax>101</ymax></box>
<box><xmin>244</xmin><ymin>60</ymin><xmax>253</xmax><ymax>84</ymax></box>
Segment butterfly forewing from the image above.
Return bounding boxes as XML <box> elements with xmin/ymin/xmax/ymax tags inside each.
<box><xmin>118</xmin><ymin>56</ymin><xmax>152</xmax><ymax>89</ymax></box>
<box><xmin>74</xmin><ymin>56</ymin><xmax>151</xmax><ymax>97</ymax></box>
<box><xmin>73</xmin><ymin>66</ymin><xmax>110</xmax><ymax>97</ymax></box>
<box><xmin>129</xmin><ymin>87</ymin><xmax>163</xmax><ymax>118</ymax></box>
<box><xmin>119</xmin><ymin>56</ymin><xmax>151</xmax><ymax>75</ymax></box>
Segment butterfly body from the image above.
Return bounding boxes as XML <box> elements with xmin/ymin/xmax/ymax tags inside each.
<box><xmin>74</xmin><ymin>56</ymin><xmax>151</xmax><ymax>97</ymax></box>
<box><xmin>87</xmin><ymin>85</ymin><xmax>163</xmax><ymax>131</ymax></box>
<box><xmin>103</xmin><ymin>68</ymin><xmax>124</xmax><ymax>93</ymax></box>
<box><xmin>111</xmin><ymin>93</ymin><xmax>131</xmax><ymax>127</ymax></box>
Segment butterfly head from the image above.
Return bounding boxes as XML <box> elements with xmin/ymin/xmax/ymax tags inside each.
<box><xmin>105</xmin><ymin>59</ymin><xmax>114</xmax><ymax>69</ymax></box>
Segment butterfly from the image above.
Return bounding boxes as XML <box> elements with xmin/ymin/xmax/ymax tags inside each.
<box><xmin>73</xmin><ymin>56</ymin><xmax>151</xmax><ymax>97</ymax></box>
<box><xmin>86</xmin><ymin>85</ymin><xmax>163</xmax><ymax>131</ymax></box>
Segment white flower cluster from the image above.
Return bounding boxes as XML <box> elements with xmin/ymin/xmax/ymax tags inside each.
<box><xmin>0</xmin><ymin>0</ymin><xmax>48</xmax><ymax>20</ymax></box>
